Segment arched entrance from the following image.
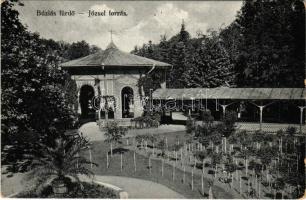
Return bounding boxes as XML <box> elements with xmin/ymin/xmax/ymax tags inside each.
<box><xmin>122</xmin><ymin>86</ymin><xmax>134</xmax><ymax>118</ymax></box>
<box><xmin>79</xmin><ymin>85</ymin><xmax>95</xmax><ymax>119</ymax></box>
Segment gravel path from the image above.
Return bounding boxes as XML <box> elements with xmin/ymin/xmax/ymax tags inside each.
<box><xmin>79</xmin><ymin>122</ymin><xmax>185</xmax><ymax>141</ymax></box>
<box><xmin>92</xmin><ymin>175</ymin><xmax>185</xmax><ymax>199</ymax></box>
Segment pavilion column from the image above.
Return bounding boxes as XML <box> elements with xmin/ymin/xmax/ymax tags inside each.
<box><xmin>220</xmin><ymin>105</ymin><xmax>228</xmax><ymax>118</ymax></box>
<box><xmin>77</xmin><ymin>89</ymin><xmax>81</xmax><ymax>114</ymax></box>
<box><xmin>298</xmin><ymin>107</ymin><xmax>305</xmax><ymax>134</ymax></box>
<box><xmin>259</xmin><ymin>106</ymin><xmax>264</xmax><ymax>131</ymax></box>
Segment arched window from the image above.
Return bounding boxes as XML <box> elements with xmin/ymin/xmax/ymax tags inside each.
<box><xmin>121</xmin><ymin>86</ymin><xmax>134</xmax><ymax>118</ymax></box>
<box><xmin>79</xmin><ymin>85</ymin><xmax>95</xmax><ymax>119</ymax></box>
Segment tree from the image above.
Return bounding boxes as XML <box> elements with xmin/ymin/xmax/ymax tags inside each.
<box><xmin>227</xmin><ymin>0</ymin><xmax>305</xmax><ymax>87</ymax></box>
<box><xmin>26</xmin><ymin>136</ymin><xmax>96</xmax><ymax>195</ymax></box>
<box><xmin>104</xmin><ymin>121</ymin><xmax>127</xmax><ymax>156</ymax></box>
<box><xmin>183</xmin><ymin>30</ymin><xmax>235</xmax><ymax>87</ymax></box>
<box><xmin>67</xmin><ymin>40</ymin><xmax>91</xmax><ymax>60</ymax></box>
<box><xmin>1</xmin><ymin>0</ymin><xmax>77</xmax><ymax>172</ymax></box>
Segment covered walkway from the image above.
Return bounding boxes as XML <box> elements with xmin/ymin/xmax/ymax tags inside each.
<box><xmin>153</xmin><ymin>88</ymin><xmax>306</xmax><ymax>133</ymax></box>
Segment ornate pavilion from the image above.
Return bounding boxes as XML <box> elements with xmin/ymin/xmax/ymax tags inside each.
<box><xmin>60</xmin><ymin>41</ymin><xmax>172</xmax><ymax>126</ymax></box>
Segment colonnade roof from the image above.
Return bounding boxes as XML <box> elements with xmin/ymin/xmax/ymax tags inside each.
<box><xmin>152</xmin><ymin>88</ymin><xmax>306</xmax><ymax>100</ymax></box>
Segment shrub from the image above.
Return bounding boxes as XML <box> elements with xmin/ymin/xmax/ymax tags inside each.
<box><xmin>16</xmin><ymin>182</ymin><xmax>117</xmax><ymax>198</ymax></box>
<box><xmin>221</xmin><ymin>111</ymin><xmax>237</xmax><ymax>137</ymax></box>
<box><xmin>286</xmin><ymin>126</ymin><xmax>297</xmax><ymax>136</ymax></box>
<box><xmin>186</xmin><ymin>116</ymin><xmax>195</xmax><ymax>134</ymax></box>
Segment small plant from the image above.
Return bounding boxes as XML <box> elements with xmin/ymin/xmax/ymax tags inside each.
<box><xmin>286</xmin><ymin>126</ymin><xmax>297</xmax><ymax>136</ymax></box>
<box><xmin>104</xmin><ymin>121</ymin><xmax>127</xmax><ymax>155</ymax></box>
<box><xmin>186</xmin><ymin>116</ymin><xmax>195</xmax><ymax>135</ymax></box>
<box><xmin>27</xmin><ymin>136</ymin><xmax>96</xmax><ymax>195</ymax></box>
<box><xmin>221</xmin><ymin>111</ymin><xmax>237</xmax><ymax>138</ymax></box>
<box><xmin>157</xmin><ymin>139</ymin><xmax>167</xmax><ymax>157</ymax></box>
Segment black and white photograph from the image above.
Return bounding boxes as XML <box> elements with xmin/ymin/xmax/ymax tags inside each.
<box><xmin>1</xmin><ymin>0</ymin><xmax>305</xmax><ymax>199</ymax></box>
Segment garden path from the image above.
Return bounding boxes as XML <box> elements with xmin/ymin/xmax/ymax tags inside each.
<box><xmin>79</xmin><ymin>122</ymin><xmax>185</xmax><ymax>141</ymax></box>
<box><xmin>92</xmin><ymin>175</ymin><xmax>185</xmax><ymax>198</ymax></box>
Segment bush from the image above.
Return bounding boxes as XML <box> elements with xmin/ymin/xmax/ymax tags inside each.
<box><xmin>131</xmin><ymin>112</ymin><xmax>160</xmax><ymax>129</ymax></box>
<box><xmin>221</xmin><ymin>111</ymin><xmax>237</xmax><ymax>137</ymax></box>
<box><xmin>286</xmin><ymin>126</ymin><xmax>297</xmax><ymax>136</ymax></box>
<box><xmin>186</xmin><ymin>116</ymin><xmax>195</xmax><ymax>134</ymax></box>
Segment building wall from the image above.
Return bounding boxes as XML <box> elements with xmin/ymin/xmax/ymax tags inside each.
<box><xmin>72</xmin><ymin>69</ymin><xmax>145</xmax><ymax>120</ymax></box>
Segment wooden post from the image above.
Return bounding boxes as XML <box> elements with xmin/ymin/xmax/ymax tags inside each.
<box><xmin>202</xmin><ymin>160</ymin><xmax>205</xmax><ymax>174</ymax></box>
<box><xmin>110</xmin><ymin>142</ymin><xmax>113</xmax><ymax>157</ymax></box>
<box><xmin>149</xmin><ymin>157</ymin><xmax>151</xmax><ymax>174</ymax></box>
<box><xmin>191</xmin><ymin>169</ymin><xmax>194</xmax><ymax>191</ymax></box>
<box><xmin>259</xmin><ymin>106</ymin><xmax>264</xmax><ymax>131</ymax></box>
<box><xmin>76</xmin><ymin>153</ymin><xmax>79</xmax><ymax>169</ymax></box>
<box><xmin>180</xmin><ymin>148</ymin><xmax>183</xmax><ymax>165</ymax></box>
<box><xmin>215</xmin><ymin>164</ymin><xmax>217</xmax><ymax>179</ymax></box>
<box><xmin>299</xmin><ymin>107</ymin><xmax>304</xmax><ymax>134</ymax></box>
<box><xmin>120</xmin><ymin>153</ymin><xmax>123</xmax><ymax>172</ymax></box>
<box><xmin>153</xmin><ymin>143</ymin><xmax>155</xmax><ymax>156</ymax></box>
<box><xmin>239</xmin><ymin>176</ymin><xmax>242</xmax><ymax>194</ymax></box>
<box><xmin>165</xmin><ymin>137</ymin><xmax>168</xmax><ymax>150</ymax></box>
<box><xmin>133</xmin><ymin>151</ymin><xmax>136</xmax><ymax>172</ymax></box>
<box><xmin>183</xmin><ymin>166</ymin><xmax>185</xmax><ymax>183</ymax></box>
<box><xmin>173</xmin><ymin>162</ymin><xmax>175</xmax><ymax>181</ymax></box>
<box><xmin>127</xmin><ymin>138</ymin><xmax>129</xmax><ymax>146</ymax></box>
<box><xmin>201</xmin><ymin>172</ymin><xmax>204</xmax><ymax>195</ymax></box>
<box><xmin>245</xmin><ymin>159</ymin><xmax>248</xmax><ymax>176</ymax></box>
<box><xmin>106</xmin><ymin>152</ymin><xmax>109</xmax><ymax>168</ymax></box>
<box><xmin>247</xmin><ymin>179</ymin><xmax>250</xmax><ymax>198</ymax></box>
<box><xmin>161</xmin><ymin>158</ymin><xmax>164</xmax><ymax>177</ymax></box>
<box><xmin>258</xmin><ymin>179</ymin><xmax>261</xmax><ymax>198</ymax></box>
<box><xmin>89</xmin><ymin>147</ymin><xmax>93</xmax><ymax>169</ymax></box>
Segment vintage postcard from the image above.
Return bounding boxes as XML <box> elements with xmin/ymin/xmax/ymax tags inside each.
<box><xmin>1</xmin><ymin>0</ymin><xmax>305</xmax><ymax>199</ymax></box>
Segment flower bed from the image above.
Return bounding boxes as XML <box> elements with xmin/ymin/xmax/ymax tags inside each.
<box><xmin>15</xmin><ymin>181</ymin><xmax>118</xmax><ymax>198</ymax></box>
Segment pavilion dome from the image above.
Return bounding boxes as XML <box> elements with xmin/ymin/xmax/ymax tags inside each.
<box><xmin>60</xmin><ymin>41</ymin><xmax>172</xmax><ymax>69</ymax></box>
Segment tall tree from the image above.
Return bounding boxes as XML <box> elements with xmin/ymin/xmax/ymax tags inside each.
<box><xmin>1</xmin><ymin>0</ymin><xmax>76</xmax><ymax>172</ymax></box>
<box><xmin>226</xmin><ymin>0</ymin><xmax>305</xmax><ymax>87</ymax></box>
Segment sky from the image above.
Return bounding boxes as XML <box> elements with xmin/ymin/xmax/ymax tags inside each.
<box><xmin>16</xmin><ymin>1</ymin><xmax>243</xmax><ymax>52</ymax></box>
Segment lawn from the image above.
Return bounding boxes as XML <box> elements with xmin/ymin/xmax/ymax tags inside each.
<box><xmin>87</xmin><ymin>131</ymin><xmax>236</xmax><ymax>199</ymax></box>
<box><xmin>87</xmin><ymin>126</ymin><xmax>305</xmax><ymax>199</ymax></box>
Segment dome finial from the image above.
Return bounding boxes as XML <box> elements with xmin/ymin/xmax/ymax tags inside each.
<box><xmin>109</xmin><ymin>29</ymin><xmax>113</xmax><ymax>42</ymax></box>
<box><xmin>106</xmin><ymin>29</ymin><xmax>118</xmax><ymax>49</ymax></box>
